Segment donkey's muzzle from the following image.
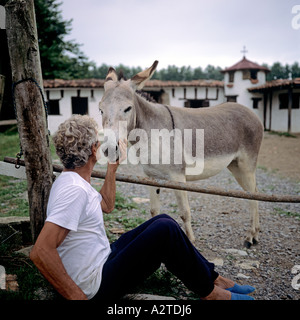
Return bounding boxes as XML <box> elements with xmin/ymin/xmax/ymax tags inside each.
<box><xmin>103</xmin><ymin>143</ymin><xmax>119</xmax><ymax>162</ymax></box>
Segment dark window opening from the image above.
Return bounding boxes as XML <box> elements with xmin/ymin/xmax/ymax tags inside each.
<box><xmin>243</xmin><ymin>69</ymin><xmax>258</xmax><ymax>81</ymax></box>
<box><xmin>228</xmin><ymin>71</ymin><xmax>235</xmax><ymax>83</ymax></box>
<box><xmin>48</xmin><ymin>99</ymin><xmax>60</xmax><ymax>115</ymax></box>
<box><xmin>279</xmin><ymin>93</ymin><xmax>300</xmax><ymax>109</ymax></box>
<box><xmin>184</xmin><ymin>99</ymin><xmax>210</xmax><ymax>108</ymax></box>
<box><xmin>226</xmin><ymin>96</ymin><xmax>237</xmax><ymax>103</ymax></box>
<box><xmin>250</xmin><ymin>70</ymin><xmax>258</xmax><ymax>80</ymax></box>
<box><xmin>72</xmin><ymin>97</ymin><xmax>88</xmax><ymax>115</ymax></box>
<box><xmin>252</xmin><ymin>98</ymin><xmax>262</xmax><ymax>109</ymax></box>
<box><xmin>243</xmin><ymin>70</ymin><xmax>250</xmax><ymax>80</ymax></box>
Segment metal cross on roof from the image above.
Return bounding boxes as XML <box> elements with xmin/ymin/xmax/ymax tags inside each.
<box><xmin>241</xmin><ymin>46</ymin><xmax>248</xmax><ymax>58</ymax></box>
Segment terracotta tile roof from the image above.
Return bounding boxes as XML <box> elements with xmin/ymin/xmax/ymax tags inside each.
<box><xmin>248</xmin><ymin>78</ymin><xmax>300</xmax><ymax>92</ymax></box>
<box><xmin>222</xmin><ymin>57</ymin><xmax>270</xmax><ymax>73</ymax></box>
<box><xmin>43</xmin><ymin>79</ymin><xmax>224</xmax><ymax>89</ymax></box>
<box><xmin>144</xmin><ymin>79</ymin><xmax>224</xmax><ymax>88</ymax></box>
<box><xmin>43</xmin><ymin>79</ymin><xmax>105</xmax><ymax>88</ymax></box>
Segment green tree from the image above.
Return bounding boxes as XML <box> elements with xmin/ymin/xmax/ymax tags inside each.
<box><xmin>290</xmin><ymin>62</ymin><xmax>300</xmax><ymax>78</ymax></box>
<box><xmin>203</xmin><ymin>65</ymin><xmax>223</xmax><ymax>80</ymax></box>
<box><xmin>193</xmin><ymin>66</ymin><xmax>205</xmax><ymax>79</ymax></box>
<box><xmin>267</xmin><ymin>62</ymin><xmax>287</xmax><ymax>80</ymax></box>
<box><xmin>34</xmin><ymin>0</ymin><xmax>92</xmax><ymax>79</ymax></box>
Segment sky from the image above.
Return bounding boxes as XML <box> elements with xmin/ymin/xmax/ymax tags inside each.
<box><xmin>60</xmin><ymin>0</ymin><xmax>300</xmax><ymax>71</ymax></box>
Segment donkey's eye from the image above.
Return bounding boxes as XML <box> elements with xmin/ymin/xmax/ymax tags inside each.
<box><xmin>124</xmin><ymin>106</ymin><xmax>132</xmax><ymax>113</ymax></box>
<box><xmin>99</xmin><ymin>109</ymin><xmax>103</xmax><ymax>115</ymax></box>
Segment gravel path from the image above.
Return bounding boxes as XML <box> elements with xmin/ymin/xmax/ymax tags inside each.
<box><xmin>101</xmin><ymin>162</ymin><xmax>300</xmax><ymax>300</ymax></box>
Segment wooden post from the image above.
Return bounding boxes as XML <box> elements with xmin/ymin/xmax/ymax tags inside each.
<box><xmin>5</xmin><ymin>0</ymin><xmax>53</xmax><ymax>242</ymax></box>
<box><xmin>287</xmin><ymin>86</ymin><xmax>293</xmax><ymax>134</ymax></box>
<box><xmin>0</xmin><ymin>5</ymin><xmax>6</xmax><ymax>113</ymax></box>
<box><xmin>268</xmin><ymin>90</ymin><xmax>273</xmax><ymax>131</ymax></box>
<box><xmin>263</xmin><ymin>91</ymin><xmax>268</xmax><ymax>129</ymax></box>
<box><xmin>0</xmin><ymin>74</ymin><xmax>4</xmax><ymax>113</ymax></box>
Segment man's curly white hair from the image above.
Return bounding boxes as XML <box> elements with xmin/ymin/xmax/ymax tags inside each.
<box><xmin>53</xmin><ymin>115</ymin><xmax>99</xmax><ymax>169</ymax></box>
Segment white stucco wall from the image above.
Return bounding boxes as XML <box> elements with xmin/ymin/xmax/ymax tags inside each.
<box><xmin>265</xmin><ymin>90</ymin><xmax>300</xmax><ymax>133</ymax></box>
<box><xmin>47</xmin><ymin>88</ymin><xmax>103</xmax><ymax>134</ymax></box>
<box><xmin>224</xmin><ymin>70</ymin><xmax>267</xmax><ymax>109</ymax></box>
<box><xmin>0</xmin><ymin>6</ymin><xmax>5</xmax><ymax>29</ymax></box>
<box><xmin>164</xmin><ymin>86</ymin><xmax>224</xmax><ymax>108</ymax></box>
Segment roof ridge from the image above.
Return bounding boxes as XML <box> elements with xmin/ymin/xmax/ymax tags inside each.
<box><xmin>222</xmin><ymin>57</ymin><xmax>270</xmax><ymax>73</ymax></box>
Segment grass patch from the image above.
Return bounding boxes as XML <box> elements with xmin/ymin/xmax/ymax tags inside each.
<box><xmin>114</xmin><ymin>191</ymin><xmax>138</xmax><ymax>211</ymax></box>
<box><xmin>0</xmin><ymin>244</ymin><xmax>59</xmax><ymax>300</ymax></box>
<box><xmin>0</xmin><ymin>130</ymin><xmax>21</xmax><ymax>161</ymax></box>
<box><xmin>134</xmin><ymin>267</ymin><xmax>200</xmax><ymax>300</ymax></box>
<box><xmin>268</xmin><ymin>130</ymin><xmax>297</xmax><ymax>138</ymax></box>
<box><xmin>0</xmin><ymin>130</ymin><xmax>58</xmax><ymax>219</ymax></box>
<box><xmin>104</xmin><ymin>191</ymin><xmax>144</xmax><ymax>242</ymax></box>
<box><xmin>272</xmin><ymin>207</ymin><xmax>300</xmax><ymax>220</ymax></box>
<box><xmin>0</xmin><ymin>175</ymin><xmax>28</xmax><ymax>217</ymax></box>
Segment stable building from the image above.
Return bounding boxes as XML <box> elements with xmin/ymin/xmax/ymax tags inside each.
<box><xmin>248</xmin><ymin>78</ymin><xmax>300</xmax><ymax>133</ymax></box>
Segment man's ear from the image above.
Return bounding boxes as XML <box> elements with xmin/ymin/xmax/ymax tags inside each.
<box><xmin>131</xmin><ymin>60</ymin><xmax>159</xmax><ymax>90</ymax></box>
<box><xmin>91</xmin><ymin>143</ymin><xmax>97</xmax><ymax>157</ymax></box>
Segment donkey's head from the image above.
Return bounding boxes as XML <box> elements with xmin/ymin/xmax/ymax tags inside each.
<box><xmin>99</xmin><ymin>60</ymin><xmax>158</xmax><ymax>161</ymax></box>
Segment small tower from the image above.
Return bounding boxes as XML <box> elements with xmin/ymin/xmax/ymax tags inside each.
<box><xmin>221</xmin><ymin>47</ymin><xmax>270</xmax><ymax>108</ymax></box>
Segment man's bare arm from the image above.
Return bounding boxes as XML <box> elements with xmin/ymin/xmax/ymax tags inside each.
<box><xmin>30</xmin><ymin>222</ymin><xmax>87</xmax><ymax>300</ymax></box>
<box><xmin>100</xmin><ymin>139</ymin><xmax>127</xmax><ymax>213</ymax></box>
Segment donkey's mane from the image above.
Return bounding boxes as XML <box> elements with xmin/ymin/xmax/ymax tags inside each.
<box><xmin>135</xmin><ymin>90</ymin><xmax>157</xmax><ymax>103</ymax></box>
<box><xmin>118</xmin><ymin>70</ymin><xmax>126</xmax><ymax>81</ymax></box>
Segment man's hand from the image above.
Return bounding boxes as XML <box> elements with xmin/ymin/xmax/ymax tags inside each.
<box><xmin>118</xmin><ymin>138</ymin><xmax>128</xmax><ymax>164</ymax></box>
<box><xmin>108</xmin><ymin>138</ymin><xmax>127</xmax><ymax>172</ymax></box>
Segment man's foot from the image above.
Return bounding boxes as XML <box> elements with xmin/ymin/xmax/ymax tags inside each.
<box><xmin>226</xmin><ymin>283</ymin><xmax>255</xmax><ymax>294</ymax></box>
<box><xmin>202</xmin><ymin>285</ymin><xmax>231</xmax><ymax>300</ymax></box>
<box><xmin>214</xmin><ymin>275</ymin><xmax>235</xmax><ymax>289</ymax></box>
<box><xmin>214</xmin><ymin>275</ymin><xmax>255</xmax><ymax>295</ymax></box>
<box><xmin>202</xmin><ymin>285</ymin><xmax>255</xmax><ymax>300</ymax></box>
<box><xmin>231</xmin><ymin>292</ymin><xmax>255</xmax><ymax>300</ymax></box>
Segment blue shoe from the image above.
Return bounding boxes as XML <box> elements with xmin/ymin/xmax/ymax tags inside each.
<box><xmin>231</xmin><ymin>292</ymin><xmax>255</xmax><ymax>300</ymax></box>
<box><xmin>226</xmin><ymin>283</ymin><xmax>255</xmax><ymax>295</ymax></box>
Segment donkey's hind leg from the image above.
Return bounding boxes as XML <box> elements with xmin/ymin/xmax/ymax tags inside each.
<box><xmin>227</xmin><ymin>159</ymin><xmax>259</xmax><ymax>248</ymax></box>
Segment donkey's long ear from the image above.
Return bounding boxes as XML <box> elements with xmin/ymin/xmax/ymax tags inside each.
<box><xmin>105</xmin><ymin>67</ymin><xmax>118</xmax><ymax>82</ymax></box>
<box><xmin>104</xmin><ymin>67</ymin><xmax>118</xmax><ymax>90</ymax></box>
<box><xmin>131</xmin><ymin>60</ymin><xmax>159</xmax><ymax>90</ymax></box>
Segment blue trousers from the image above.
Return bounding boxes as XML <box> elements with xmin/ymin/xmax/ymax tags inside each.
<box><xmin>92</xmin><ymin>214</ymin><xmax>218</xmax><ymax>300</ymax></box>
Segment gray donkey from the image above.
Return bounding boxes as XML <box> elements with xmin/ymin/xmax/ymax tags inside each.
<box><xmin>99</xmin><ymin>61</ymin><xmax>264</xmax><ymax>248</ymax></box>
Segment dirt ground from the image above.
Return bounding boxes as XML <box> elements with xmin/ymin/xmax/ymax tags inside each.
<box><xmin>258</xmin><ymin>132</ymin><xmax>300</xmax><ymax>182</ymax></box>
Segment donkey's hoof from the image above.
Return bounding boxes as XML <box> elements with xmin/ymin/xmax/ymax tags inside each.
<box><xmin>252</xmin><ymin>238</ymin><xmax>259</xmax><ymax>245</ymax></box>
<box><xmin>244</xmin><ymin>240</ymin><xmax>252</xmax><ymax>249</ymax></box>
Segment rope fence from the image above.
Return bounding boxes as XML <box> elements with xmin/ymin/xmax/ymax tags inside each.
<box><xmin>3</xmin><ymin>156</ymin><xmax>300</xmax><ymax>203</ymax></box>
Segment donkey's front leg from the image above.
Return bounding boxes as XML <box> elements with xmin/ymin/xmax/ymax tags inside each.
<box><xmin>149</xmin><ymin>186</ymin><xmax>161</xmax><ymax>217</ymax></box>
<box><xmin>173</xmin><ymin>190</ymin><xmax>195</xmax><ymax>243</ymax></box>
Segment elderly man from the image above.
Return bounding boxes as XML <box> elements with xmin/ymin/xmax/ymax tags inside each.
<box><xmin>30</xmin><ymin>115</ymin><xmax>255</xmax><ymax>300</ymax></box>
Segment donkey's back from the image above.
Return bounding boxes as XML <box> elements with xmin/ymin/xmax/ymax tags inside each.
<box><xmin>172</xmin><ymin>102</ymin><xmax>263</xmax><ymax>158</ymax></box>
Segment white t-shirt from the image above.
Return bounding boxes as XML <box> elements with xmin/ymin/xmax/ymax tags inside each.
<box><xmin>46</xmin><ymin>171</ymin><xmax>111</xmax><ymax>299</ymax></box>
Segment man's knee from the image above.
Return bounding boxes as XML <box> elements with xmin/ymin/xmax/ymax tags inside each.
<box><xmin>151</xmin><ymin>215</ymin><xmax>180</xmax><ymax>235</ymax></box>
<box><xmin>155</xmin><ymin>213</ymin><xmax>175</xmax><ymax>222</ymax></box>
